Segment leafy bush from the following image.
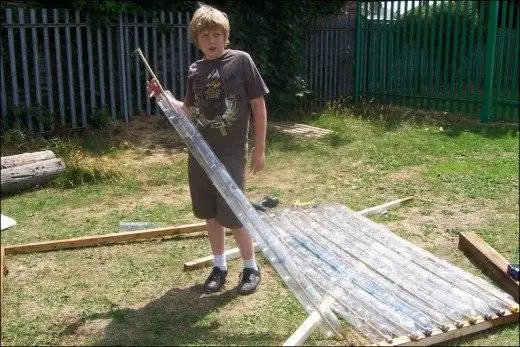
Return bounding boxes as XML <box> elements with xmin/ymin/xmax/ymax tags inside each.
<box><xmin>395</xmin><ymin>1</ymin><xmax>480</xmax><ymax>47</ymax></box>
<box><xmin>214</xmin><ymin>0</ymin><xmax>345</xmax><ymax>119</ymax></box>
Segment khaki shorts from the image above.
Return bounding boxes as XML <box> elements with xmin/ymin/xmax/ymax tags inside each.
<box><xmin>188</xmin><ymin>154</ymin><xmax>245</xmax><ymax>229</ymax></box>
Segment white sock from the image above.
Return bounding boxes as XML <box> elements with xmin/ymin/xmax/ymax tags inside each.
<box><xmin>243</xmin><ymin>258</ymin><xmax>258</xmax><ymax>271</ymax></box>
<box><xmin>213</xmin><ymin>253</ymin><xmax>227</xmax><ymax>271</ymax></box>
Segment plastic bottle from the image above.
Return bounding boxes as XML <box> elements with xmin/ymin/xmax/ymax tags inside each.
<box><xmin>119</xmin><ymin>221</ymin><xmax>157</xmax><ymax>231</ymax></box>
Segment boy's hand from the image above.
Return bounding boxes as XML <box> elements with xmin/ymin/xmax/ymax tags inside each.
<box><xmin>250</xmin><ymin>147</ymin><xmax>265</xmax><ymax>173</ymax></box>
<box><xmin>146</xmin><ymin>78</ymin><xmax>162</xmax><ymax>98</ymax></box>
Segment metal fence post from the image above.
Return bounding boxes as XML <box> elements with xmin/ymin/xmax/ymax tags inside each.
<box><xmin>354</xmin><ymin>0</ymin><xmax>362</xmax><ymax>103</ymax></box>
<box><xmin>480</xmin><ymin>1</ymin><xmax>499</xmax><ymax>123</ymax></box>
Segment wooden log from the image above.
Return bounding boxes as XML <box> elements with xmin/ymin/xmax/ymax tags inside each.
<box><xmin>458</xmin><ymin>232</ymin><xmax>519</xmax><ymax>302</ymax></box>
<box><xmin>1</xmin><ymin>150</ymin><xmax>56</xmax><ymax>169</ymax></box>
<box><xmin>3</xmin><ymin>222</ymin><xmax>206</xmax><ymax>255</ymax></box>
<box><xmin>1</xmin><ymin>158</ymin><xmax>66</xmax><ymax>195</ymax></box>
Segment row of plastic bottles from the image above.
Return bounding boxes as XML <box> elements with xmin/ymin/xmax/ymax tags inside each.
<box><xmin>261</xmin><ymin>204</ymin><xmax>517</xmax><ymax>343</ymax></box>
<box><xmin>319</xmin><ymin>204</ymin><xmax>517</xmax><ymax>313</ymax></box>
<box><xmin>325</xmin><ymin>204</ymin><xmax>517</xmax><ymax>311</ymax></box>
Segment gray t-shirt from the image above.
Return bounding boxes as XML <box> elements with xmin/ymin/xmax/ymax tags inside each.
<box><xmin>184</xmin><ymin>49</ymin><xmax>269</xmax><ymax>158</ymax></box>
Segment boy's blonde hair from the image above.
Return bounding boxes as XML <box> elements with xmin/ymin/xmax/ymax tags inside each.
<box><xmin>189</xmin><ymin>4</ymin><xmax>230</xmax><ymax>48</ymax></box>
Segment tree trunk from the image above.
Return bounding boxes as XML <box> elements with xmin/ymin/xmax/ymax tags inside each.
<box><xmin>1</xmin><ymin>158</ymin><xmax>66</xmax><ymax>195</ymax></box>
<box><xmin>1</xmin><ymin>150</ymin><xmax>56</xmax><ymax>169</ymax></box>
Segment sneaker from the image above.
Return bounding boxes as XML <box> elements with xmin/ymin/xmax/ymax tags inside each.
<box><xmin>203</xmin><ymin>266</ymin><xmax>228</xmax><ymax>293</ymax></box>
<box><xmin>237</xmin><ymin>267</ymin><xmax>261</xmax><ymax>295</ymax></box>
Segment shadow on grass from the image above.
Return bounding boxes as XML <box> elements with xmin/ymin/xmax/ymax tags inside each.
<box><xmin>60</xmin><ymin>284</ymin><xmax>278</xmax><ymax>345</ymax></box>
<box><xmin>292</xmin><ymin>100</ymin><xmax>518</xmax><ymax>140</ymax></box>
<box><xmin>354</xmin><ymin>107</ymin><xmax>518</xmax><ymax>139</ymax></box>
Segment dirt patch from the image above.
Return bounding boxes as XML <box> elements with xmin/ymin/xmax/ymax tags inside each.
<box><xmin>387</xmin><ymin>166</ymin><xmax>423</xmax><ymax>181</ymax></box>
<box><xmin>384</xmin><ymin>196</ymin><xmax>502</xmax><ymax>251</ymax></box>
<box><xmin>101</xmin><ymin>114</ymin><xmax>185</xmax><ymax>153</ymax></box>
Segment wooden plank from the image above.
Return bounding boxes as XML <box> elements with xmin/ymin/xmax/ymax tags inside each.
<box><xmin>458</xmin><ymin>232</ymin><xmax>519</xmax><ymax>302</ymax></box>
<box><xmin>283</xmin><ymin>310</ymin><xmax>322</xmax><ymax>346</ymax></box>
<box><xmin>183</xmin><ymin>242</ymin><xmax>259</xmax><ymax>271</ymax></box>
<box><xmin>357</xmin><ymin>196</ymin><xmax>414</xmax><ymax>217</ymax></box>
<box><xmin>3</xmin><ymin>222</ymin><xmax>206</xmax><ymax>255</ymax></box>
<box><xmin>283</xmin><ymin>293</ymin><xmax>339</xmax><ymax>345</ymax></box>
<box><xmin>7</xmin><ymin>9</ymin><xmax>20</xmax><ymax>110</ymax></box>
<box><xmin>143</xmin><ymin>15</ymin><xmax>151</xmax><ymax>114</ymax></box>
<box><xmin>383</xmin><ymin>310</ymin><xmax>519</xmax><ymax>346</ymax></box>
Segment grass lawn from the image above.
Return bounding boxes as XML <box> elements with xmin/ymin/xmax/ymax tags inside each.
<box><xmin>1</xmin><ymin>103</ymin><xmax>518</xmax><ymax>346</ymax></box>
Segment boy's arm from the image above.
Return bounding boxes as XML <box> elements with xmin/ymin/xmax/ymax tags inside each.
<box><xmin>250</xmin><ymin>96</ymin><xmax>267</xmax><ymax>173</ymax></box>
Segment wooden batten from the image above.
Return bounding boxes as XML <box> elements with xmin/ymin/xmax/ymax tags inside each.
<box><xmin>3</xmin><ymin>222</ymin><xmax>206</xmax><ymax>255</ymax></box>
<box><xmin>378</xmin><ymin>310</ymin><xmax>519</xmax><ymax>346</ymax></box>
<box><xmin>458</xmin><ymin>232</ymin><xmax>519</xmax><ymax>302</ymax></box>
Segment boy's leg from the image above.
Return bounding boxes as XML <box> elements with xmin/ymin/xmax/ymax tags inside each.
<box><xmin>232</xmin><ymin>227</ymin><xmax>261</xmax><ymax>295</ymax></box>
<box><xmin>188</xmin><ymin>156</ymin><xmax>228</xmax><ymax>293</ymax></box>
<box><xmin>207</xmin><ymin>218</ymin><xmax>226</xmax><ymax>259</ymax></box>
<box><xmin>232</xmin><ymin>227</ymin><xmax>255</xmax><ymax>267</ymax></box>
<box><xmin>203</xmin><ymin>218</ymin><xmax>228</xmax><ymax>293</ymax></box>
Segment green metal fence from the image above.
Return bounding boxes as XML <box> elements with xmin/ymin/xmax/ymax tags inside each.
<box><xmin>354</xmin><ymin>0</ymin><xmax>519</xmax><ymax>122</ymax></box>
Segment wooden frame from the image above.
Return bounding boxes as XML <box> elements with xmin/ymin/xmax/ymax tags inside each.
<box><xmin>382</xmin><ymin>310</ymin><xmax>519</xmax><ymax>346</ymax></box>
<box><xmin>285</xmin><ymin>310</ymin><xmax>519</xmax><ymax>346</ymax></box>
<box><xmin>458</xmin><ymin>232</ymin><xmax>519</xmax><ymax>302</ymax></box>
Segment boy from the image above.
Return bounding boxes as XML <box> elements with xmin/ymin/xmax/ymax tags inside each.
<box><xmin>148</xmin><ymin>4</ymin><xmax>268</xmax><ymax>295</ymax></box>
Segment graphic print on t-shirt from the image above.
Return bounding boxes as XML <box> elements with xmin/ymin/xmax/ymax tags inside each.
<box><xmin>192</xmin><ymin>76</ymin><xmax>239</xmax><ymax>136</ymax></box>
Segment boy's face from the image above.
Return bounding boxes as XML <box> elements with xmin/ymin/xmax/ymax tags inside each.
<box><xmin>197</xmin><ymin>28</ymin><xmax>226</xmax><ymax>60</ymax></box>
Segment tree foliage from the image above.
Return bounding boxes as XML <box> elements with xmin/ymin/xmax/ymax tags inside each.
<box><xmin>395</xmin><ymin>1</ymin><xmax>480</xmax><ymax>45</ymax></box>
<box><xmin>212</xmin><ymin>0</ymin><xmax>345</xmax><ymax>117</ymax></box>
